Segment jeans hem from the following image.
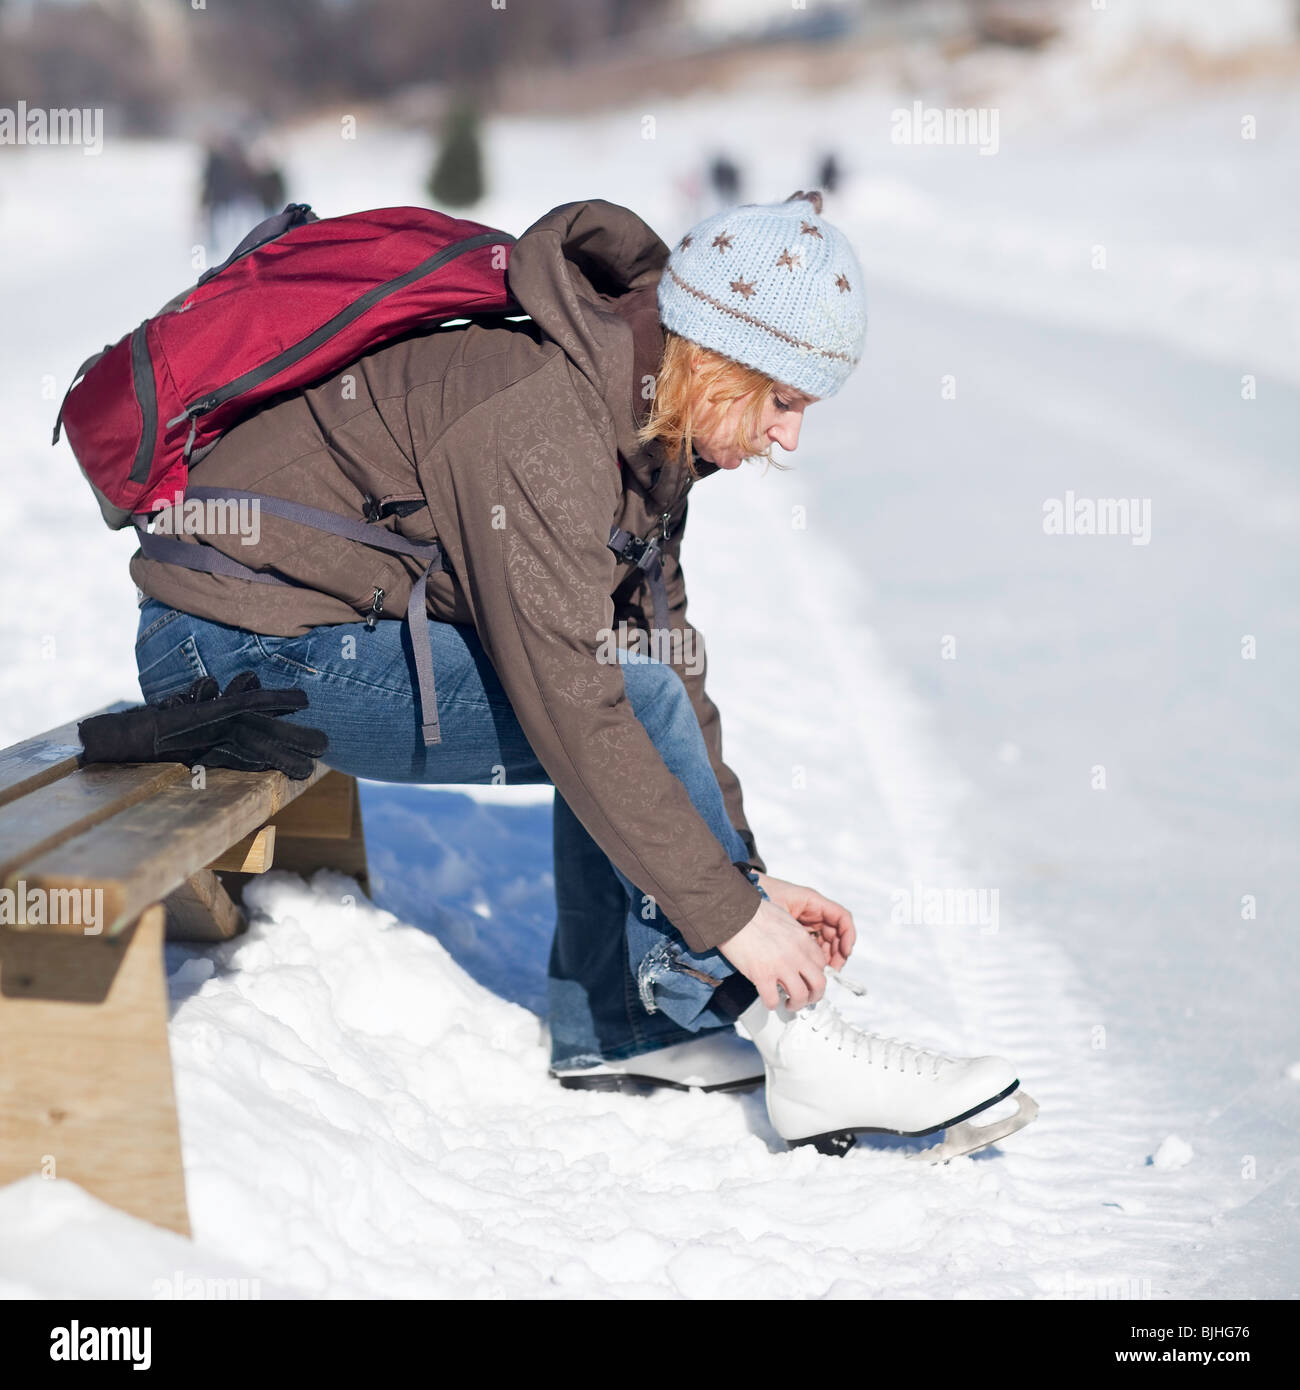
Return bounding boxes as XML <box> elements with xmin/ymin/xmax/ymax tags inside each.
<box><xmin>550</xmin><ymin>1021</ymin><xmax>739</xmax><ymax>1072</ymax></box>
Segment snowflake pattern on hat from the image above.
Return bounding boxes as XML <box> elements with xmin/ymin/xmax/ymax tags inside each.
<box><xmin>657</xmin><ymin>191</ymin><xmax>867</xmax><ymax>398</ymax></box>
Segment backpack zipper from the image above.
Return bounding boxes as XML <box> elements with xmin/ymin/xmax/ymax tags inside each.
<box><xmin>168</xmin><ymin>229</ymin><xmax>510</xmax><ymax>428</ymax></box>
<box><xmin>365</xmin><ymin>586</ymin><xmax>385</xmax><ymax>631</ymax></box>
<box><xmin>128</xmin><ymin>323</ymin><xmax>158</xmax><ymax>484</ymax></box>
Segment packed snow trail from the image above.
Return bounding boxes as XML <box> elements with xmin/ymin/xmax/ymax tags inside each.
<box><xmin>808</xmin><ymin>276</ymin><xmax>1300</xmax><ymax>1297</ymax></box>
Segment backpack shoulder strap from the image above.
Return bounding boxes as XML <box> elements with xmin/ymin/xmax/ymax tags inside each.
<box><xmin>134</xmin><ymin>486</ymin><xmax>446</xmax><ymax>746</ymax></box>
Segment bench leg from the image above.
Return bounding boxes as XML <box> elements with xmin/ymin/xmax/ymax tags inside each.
<box><xmin>165</xmin><ymin>868</ymin><xmax>247</xmax><ymax>943</ymax></box>
<box><xmin>0</xmin><ymin>904</ymin><xmax>190</xmax><ymax>1237</ymax></box>
<box><xmin>254</xmin><ymin>770</ymin><xmax>370</xmax><ymax>896</ymax></box>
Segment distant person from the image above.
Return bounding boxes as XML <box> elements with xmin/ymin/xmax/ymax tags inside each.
<box><xmin>253</xmin><ymin>163</ymin><xmax>287</xmax><ymax>216</ymax></box>
<box><xmin>200</xmin><ymin>136</ymin><xmax>286</xmax><ymax>260</ymax></box>
<box><xmin>707</xmin><ymin>153</ymin><xmax>743</xmax><ymax>209</ymax></box>
<box><xmin>817</xmin><ymin>151</ymin><xmax>842</xmax><ymax>196</ymax></box>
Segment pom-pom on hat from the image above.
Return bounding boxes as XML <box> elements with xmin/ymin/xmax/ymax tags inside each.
<box><xmin>656</xmin><ymin>190</ymin><xmax>867</xmax><ymax>400</ymax></box>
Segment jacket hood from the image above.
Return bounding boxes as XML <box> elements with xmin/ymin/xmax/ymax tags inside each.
<box><xmin>506</xmin><ymin>199</ymin><xmax>691</xmax><ymax>494</ymax></box>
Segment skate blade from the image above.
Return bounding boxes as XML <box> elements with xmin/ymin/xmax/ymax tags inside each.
<box><xmin>909</xmin><ymin>1089</ymin><xmax>1039</xmax><ymax>1163</ymax></box>
<box><xmin>553</xmin><ymin>1070</ymin><xmax>765</xmax><ymax>1095</ymax></box>
<box><xmin>789</xmin><ymin>1083</ymin><xmax>1039</xmax><ymax>1161</ymax></box>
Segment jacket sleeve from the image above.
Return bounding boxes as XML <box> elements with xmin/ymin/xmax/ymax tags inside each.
<box><xmin>427</xmin><ymin>367</ymin><xmax>762</xmax><ymax>955</ymax></box>
<box><xmin>614</xmin><ymin>504</ymin><xmax>766</xmax><ymax>875</ymax></box>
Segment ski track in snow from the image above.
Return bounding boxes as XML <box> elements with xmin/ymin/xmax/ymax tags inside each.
<box><xmin>685</xmin><ymin>465</ymin><xmax>1218</xmax><ymax>1298</ymax></box>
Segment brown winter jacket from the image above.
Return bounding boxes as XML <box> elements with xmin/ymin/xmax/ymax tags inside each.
<box><xmin>130</xmin><ymin>199</ymin><xmax>766</xmax><ymax>954</ymax></box>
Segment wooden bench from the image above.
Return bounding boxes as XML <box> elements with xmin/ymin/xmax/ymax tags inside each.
<box><xmin>0</xmin><ymin>701</ymin><xmax>369</xmax><ymax>1238</ymax></box>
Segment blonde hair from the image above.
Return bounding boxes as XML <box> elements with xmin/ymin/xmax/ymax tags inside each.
<box><xmin>636</xmin><ymin>328</ymin><xmax>790</xmax><ymax>475</ymax></box>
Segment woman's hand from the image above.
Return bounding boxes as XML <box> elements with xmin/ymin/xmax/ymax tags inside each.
<box><xmin>717</xmin><ymin>897</ymin><xmax>833</xmax><ymax>1011</ymax></box>
<box><xmin>755</xmin><ymin>873</ymin><xmax>856</xmax><ymax>972</ymax></box>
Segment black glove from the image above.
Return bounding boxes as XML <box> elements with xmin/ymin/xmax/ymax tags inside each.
<box><xmin>78</xmin><ymin>671</ymin><xmax>328</xmax><ymax>780</ymax></box>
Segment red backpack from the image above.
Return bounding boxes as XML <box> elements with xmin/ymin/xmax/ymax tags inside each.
<box><xmin>54</xmin><ymin>202</ymin><xmax>518</xmax><ymax>528</ymax></box>
<box><xmin>51</xmin><ymin>202</ymin><xmax>519</xmax><ymax>748</ymax></box>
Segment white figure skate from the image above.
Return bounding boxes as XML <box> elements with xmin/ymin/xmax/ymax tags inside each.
<box><xmin>736</xmin><ymin>975</ymin><xmax>1038</xmax><ymax>1161</ymax></box>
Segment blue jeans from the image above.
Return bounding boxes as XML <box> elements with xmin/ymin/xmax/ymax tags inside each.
<box><xmin>133</xmin><ymin>597</ymin><xmax>764</xmax><ymax>1068</ymax></box>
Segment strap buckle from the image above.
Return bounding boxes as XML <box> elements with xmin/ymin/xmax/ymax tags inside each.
<box><xmin>611</xmin><ymin>529</ymin><xmax>659</xmax><ymax>572</ymax></box>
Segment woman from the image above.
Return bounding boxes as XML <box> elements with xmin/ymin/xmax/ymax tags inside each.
<box><xmin>130</xmin><ymin>190</ymin><xmax>1034</xmax><ymax>1158</ymax></box>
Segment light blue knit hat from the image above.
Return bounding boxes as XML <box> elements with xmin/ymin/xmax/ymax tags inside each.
<box><xmin>657</xmin><ymin>190</ymin><xmax>866</xmax><ymax>399</ymax></box>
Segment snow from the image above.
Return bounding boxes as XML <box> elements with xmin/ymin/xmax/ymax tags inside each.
<box><xmin>1150</xmin><ymin>1136</ymin><xmax>1195</xmax><ymax>1171</ymax></box>
<box><xmin>0</xmin><ymin>1178</ymin><xmax>283</xmax><ymax>1301</ymax></box>
<box><xmin>1069</xmin><ymin>0</ymin><xmax>1296</xmax><ymax>55</ymax></box>
<box><xmin>1</xmin><ymin>29</ymin><xmax>1297</xmax><ymax>1298</ymax></box>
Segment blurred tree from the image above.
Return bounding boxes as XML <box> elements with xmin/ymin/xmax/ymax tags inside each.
<box><xmin>1</xmin><ymin>0</ymin><xmax>177</xmax><ymax>134</ymax></box>
<box><xmin>194</xmin><ymin>0</ymin><xmax>360</xmax><ymax>115</ymax></box>
<box><xmin>0</xmin><ymin>0</ymin><xmax>688</xmax><ymax>134</ymax></box>
<box><xmin>426</xmin><ymin>96</ymin><xmax>484</xmax><ymax>209</ymax></box>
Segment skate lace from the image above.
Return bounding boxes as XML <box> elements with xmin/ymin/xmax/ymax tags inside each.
<box><xmin>806</xmin><ymin>975</ymin><xmax>953</xmax><ymax>1078</ymax></box>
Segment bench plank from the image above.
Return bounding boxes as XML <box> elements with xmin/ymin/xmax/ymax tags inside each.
<box><xmin>0</xmin><ymin>763</ymin><xmax>188</xmax><ymax>886</ymax></box>
<box><xmin>11</xmin><ymin>761</ymin><xmax>328</xmax><ymax>937</ymax></box>
<box><xmin>0</xmin><ymin>904</ymin><xmax>190</xmax><ymax>1236</ymax></box>
<box><xmin>0</xmin><ymin>701</ymin><xmax>135</xmax><ymax>810</ymax></box>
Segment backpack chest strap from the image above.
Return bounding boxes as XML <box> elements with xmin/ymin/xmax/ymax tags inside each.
<box><xmin>607</xmin><ymin>526</ymin><xmax>669</xmax><ymax>636</ymax></box>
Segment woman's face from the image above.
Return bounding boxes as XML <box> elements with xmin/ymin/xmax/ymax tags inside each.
<box><xmin>690</xmin><ymin>377</ymin><xmax>817</xmax><ymax>470</ymax></box>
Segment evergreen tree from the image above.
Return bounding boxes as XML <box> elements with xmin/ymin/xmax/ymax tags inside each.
<box><xmin>427</xmin><ymin>99</ymin><xmax>484</xmax><ymax>209</ymax></box>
